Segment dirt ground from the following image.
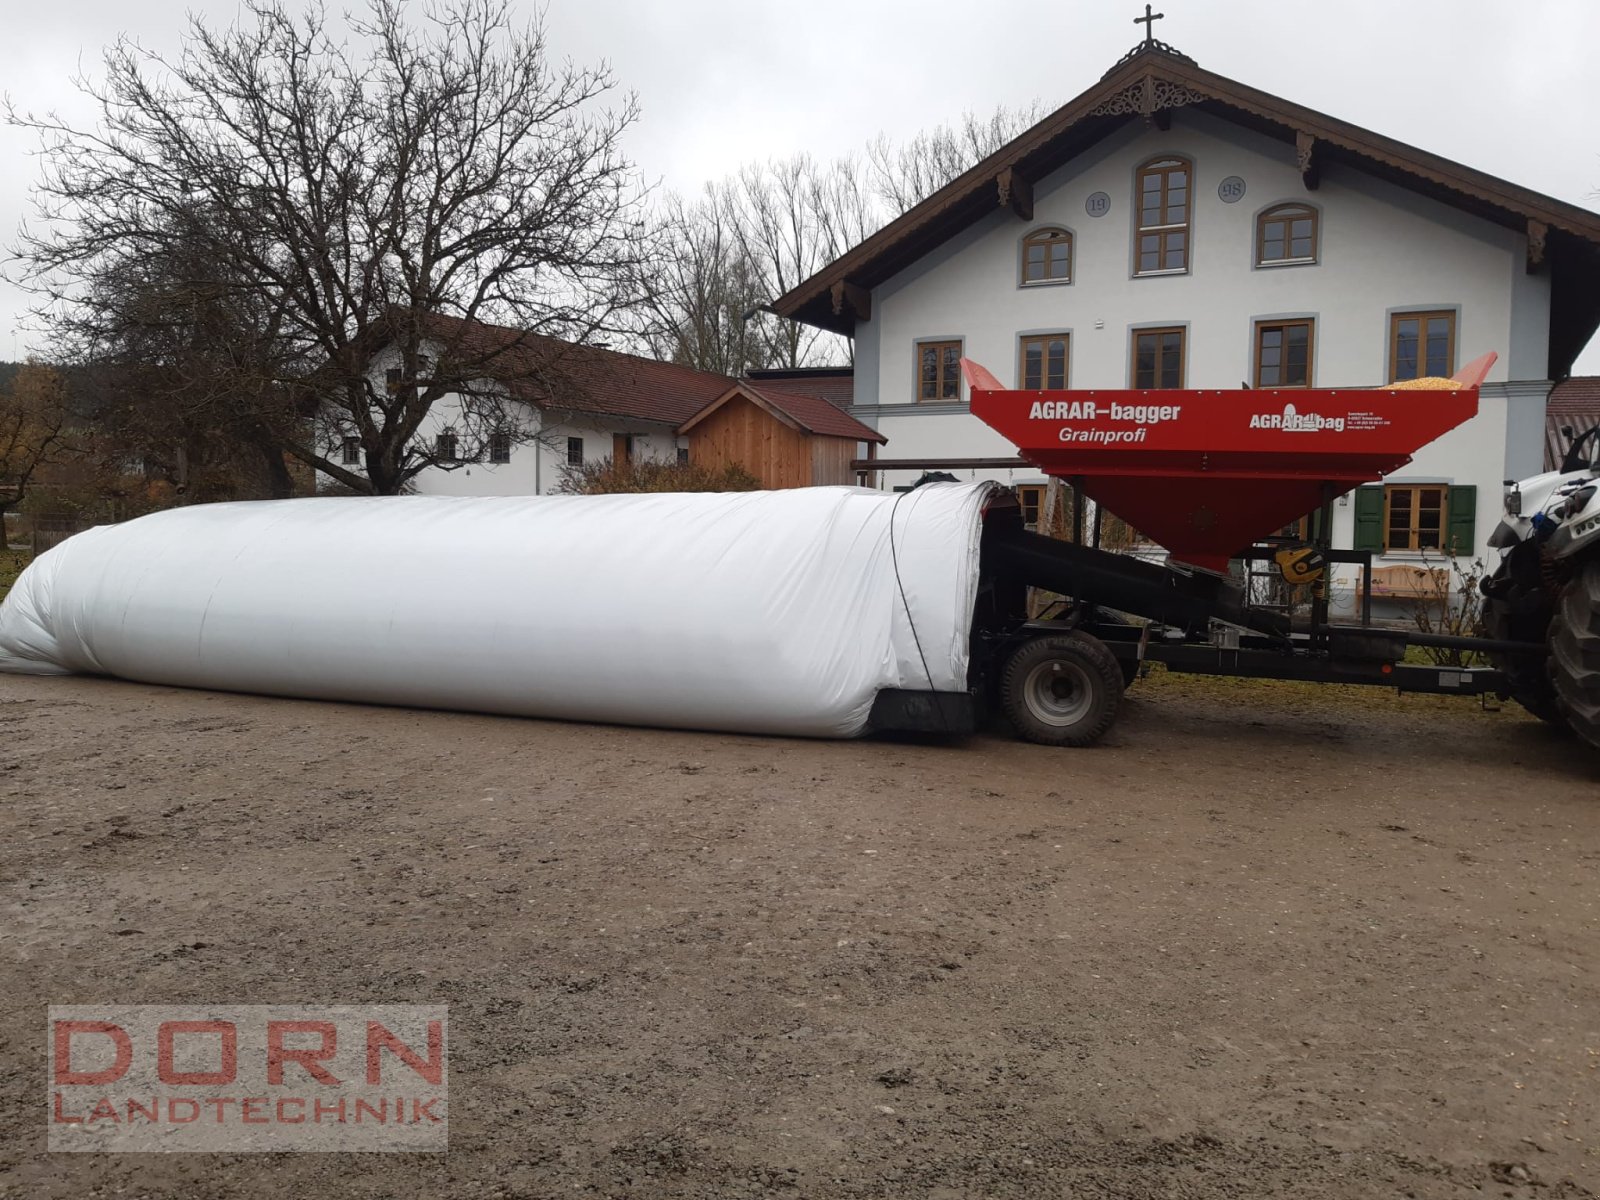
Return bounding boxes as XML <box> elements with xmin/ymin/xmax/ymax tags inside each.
<box><xmin>1</xmin><ymin>669</ymin><xmax>1598</xmax><ymax>1199</ymax></box>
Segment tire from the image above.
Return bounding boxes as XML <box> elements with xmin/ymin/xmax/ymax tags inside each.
<box><xmin>1482</xmin><ymin>557</ymin><xmax>1564</xmax><ymax>725</ymax></box>
<box><xmin>1076</xmin><ymin>611</ymin><xmax>1140</xmax><ymax>689</ymax></box>
<box><xmin>1001</xmin><ymin>633</ymin><xmax>1122</xmax><ymax>747</ymax></box>
<box><xmin>1548</xmin><ymin>559</ymin><xmax>1600</xmax><ymax>752</ymax></box>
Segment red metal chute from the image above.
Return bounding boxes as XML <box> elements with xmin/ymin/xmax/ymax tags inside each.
<box><xmin>965</xmin><ymin>352</ymin><xmax>1495</xmax><ymax>573</ymax></box>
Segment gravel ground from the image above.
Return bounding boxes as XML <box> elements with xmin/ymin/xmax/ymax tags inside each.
<box><xmin>1</xmin><ymin>670</ymin><xmax>1598</xmax><ymax>1199</ymax></box>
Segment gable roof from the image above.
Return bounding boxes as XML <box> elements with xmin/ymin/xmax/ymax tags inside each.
<box><xmin>678</xmin><ymin>382</ymin><xmax>885</xmax><ymax>444</ymax></box>
<box><xmin>772</xmin><ymin>44</ymin><xmax>1600</xmax><ymax>377</ymax></box>
<box><xmin>419</xmin><ymin>312</ymin><xmax>731</xmax><ymax>426</ymax></box>
<box><xmin>413</xmin><ymin>313</ymin><xmax>881</xmax><ymax>443</ymax></box>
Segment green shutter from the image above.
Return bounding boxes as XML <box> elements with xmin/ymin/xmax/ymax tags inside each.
<box><xmin>1353</xmin><ymin>486</ymin><xmax>1384</xmax><ymax>552</ymax></box>
<box><xmin>1447</xmin><ymin>485</ymin><xmax>1476</xmax><ymax>557</ymax></box>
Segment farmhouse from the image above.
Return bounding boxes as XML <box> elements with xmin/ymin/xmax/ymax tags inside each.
<box><xmin>771</xmin><ymin>32</ymin><xmax>1600</xmax><ymax>590</ymax></box>
<box><xmin>342</xmin><ymin>315</ymin><xmax>881</xmax><ymax>494</ymax></box>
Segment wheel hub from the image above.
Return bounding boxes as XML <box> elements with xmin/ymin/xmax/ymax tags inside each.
<box><xmin>1022</xmin><ymin>659</ymin><xmax>1093</xmax><ymax>727</ymax></box>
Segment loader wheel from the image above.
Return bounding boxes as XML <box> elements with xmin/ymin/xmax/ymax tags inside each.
<box><xmin>1002</xmin><ymin>634</ymin><xmax>1121</xmax><ymax>747</ymax></box>
<box><xmin>1548</xmin><ymin>560</ymin><xmax>1600</xmax><ymax>752</ymax></box>
<box><xmin>1482</xmin><ymin>559</ymin><xmax>1563</xmax><ymax>724</ymax></box>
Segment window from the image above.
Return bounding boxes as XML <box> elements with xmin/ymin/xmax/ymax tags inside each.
<box><xmin>916</xmin><ymin>340</ymin><xmax>962</xmax><ymax>402</ymax></box>
<box><xmin>488</xmin><ymin>429</ymin><xmax>512</xmax><ymax>464</ymax></box>
<box><xmin>1256</xmin><ymin>204</ymin><xmax>1318</xmax><ymax>265</ymax></box>
<box><xmin>1254</xmin><ymin>319</ymin><xmax>1314</xmax><ymax>388</ymax></box>
<box><xmin>384</xmin><ymin>357</ymin><xmax>430</xmax><ymax>393</ymax></box>
<box><xmin>1131</xmin><ymin>327</ymin><xmax>1185</xmax><ymax>388</ymax></box>
<box><xmin>676</xmin><ymin>447</ymin><xmax>690</xmax><ymax>465</ymax></box>
<box><xmin>1016</xmin><ymin>484</ymin><xmax>1045</xmax><ymax>531</ymax></box>
<box><xmin>1135</xmin><ymin>157</ymin><xmax>1191</xmax><ymax>275</ymax></box>
<box><xmin>1021</xmin><ymin>228</ymin><xmax>1072</xmax><ymax>285</ymax></box>
<box><xmin>1390</xmin><ymin>311</ymin><xmax>1455</xmax><ymax>381</ymax></box>
<box><xmin>1353</xmin><ymin>483</ymin><xmax>1477</xmax><ymax>555</ymax></box>
<box><xmin>566</xmin><ymin>436</ymin><xmax>584</xmax><ymax>466</ymax></box>
<box><xmin>340</xmin><ymin>437</ymin><xmax>361</xmax><ymax>466</ymax></box>
<box><xmin>434</xmin><ymin>428</ymin><xmax>458</xmax><ymax>461</ymax></box>
<box><xmin>1385</xmin><ymin>484</ymin><xmax>1449</xmax><ymax>551</ymax></box>
<box><xmin>1019</xmin><ymin>334</ymin><xmax>1069</xmax><ymax>390</ymax></box>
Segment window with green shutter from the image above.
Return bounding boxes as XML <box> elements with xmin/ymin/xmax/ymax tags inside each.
<box><xmin>1353</xmin><ymin>486</ymin><xmax>1384</xmax><ymax>552</ymax></box>
<box><xmin>1354</xmin><ymin>484</ymin><xmax>1475</xmax><ymax>554</ymax></box>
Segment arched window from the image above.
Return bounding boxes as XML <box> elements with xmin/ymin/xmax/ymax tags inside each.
<box><xmin>1256</xmin><ymin>203</ymin><xmax>1319</xmax><ymax>265</ymax></box>
<box><xmin>1134</xmin><ymin>157</ymin><xmax>1191</xmax><ymax>275</ymax></box>
<box><xmin>1021</xmin><ymin>227</ymin><xmax>1072</xmax><ymax>285</ymax></box>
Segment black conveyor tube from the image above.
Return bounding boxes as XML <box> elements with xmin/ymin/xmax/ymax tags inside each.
<box><xmin>985</xmin><ymin>526</ymin><xmax>1289</xmax><ymax>638</ymax></box>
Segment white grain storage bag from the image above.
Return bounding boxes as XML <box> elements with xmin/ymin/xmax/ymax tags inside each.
<box><xmin>0</xmin><ymin>483</ymin><xmax>995</xmax><ymax>738</ymax></box>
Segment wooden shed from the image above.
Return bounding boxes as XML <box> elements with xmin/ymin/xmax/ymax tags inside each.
<box><xmin>678</xmin><ymin>383</ymin><xmax>885</xmax><ymax>488</ymax></box>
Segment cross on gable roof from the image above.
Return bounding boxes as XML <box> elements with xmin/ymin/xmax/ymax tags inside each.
<box><xmin>773</xmin><ymin>45</ymin><xmax>1600</xmax><ymax>377</ymax></box>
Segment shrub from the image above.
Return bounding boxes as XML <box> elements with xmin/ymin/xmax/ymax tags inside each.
<box><xmin>553</xmin><ymin>457</ymin><xmax>761</xmax><ymax>495</ymax></box>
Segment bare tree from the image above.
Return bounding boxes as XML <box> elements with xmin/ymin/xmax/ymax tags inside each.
<box><xmin>639</xmin><ymin>188</ymin><xmax>774</xmax><ymax>377</ymax></box>
<box><xmin>9</xmin><ymin>0</ymin><xmax>649</xmax><ymax>495</ymax></box>
<box><xmin>0</xmin><ymin>361</ymin><xmax>72</xmax><ymax>546</ymax></box>
<box><xmin>865</xmin><ymin>104</ymin><xmax>1047</xmax><ymax>213</ymax></box>
<box><xmin>54</xmin><ymin>224</ymin><xmax>302</xmax><ymax>500</ymax></box>
<box><xmin>641</xmin><ymin>103</ymin><xmax>1046</xmax><ymax>375</ymax></box>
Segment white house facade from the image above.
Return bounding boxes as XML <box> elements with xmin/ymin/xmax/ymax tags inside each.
<box><xmin>773</xmin><ymin>41</ymin><xmax>1600</xmax><ymax>607</ymax></box>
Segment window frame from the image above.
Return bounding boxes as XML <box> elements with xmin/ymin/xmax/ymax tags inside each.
<box><xmin>1130</xmin><ymin>326</ymin><xmax>1187</xmax><ymax>389</ymax></box>
<box><xmin>1015</xmin><ymin>484</ymin><xmax>1046</xmax><ymax>531</ymax></box>
<box><xmin>1018</xmin><ymin>332</ymin><xmax>1071</xmax><ymax>391</ymax></box>
<box><xmin>1388</xmin><ymin>310</ymin><xmax>1457</xmax><ymax>382</ymax></box>
<box><xmin>566</xmin><ymin>436</ymin><xmax>584</xmax><ymax>467</ymax></box>
<box><xmin>487</xmin><ymin>429</ymin><xmax>512</xmax><ymax>464</ymax></box>
<box><xmin>1019</xmin><ymin>227</ymin><xmax>1073</xmax><ymax>287</ymax></box>
<box><xmin>1133</xmin><ymin>156</ymin><xmax>1193</xmax><ymax>277</ymax></box>
<box><xmin>914</xmin><ymin>338</ymin><xmax>964</xmax><ymax>403</ymax></box>
<box><xmin>1255</xmin><ymin>203</ymin><xmax>1320</xmax><ymax>267</ymax></box>
<box><xmin>1383</xmin><ymin>483</ymin><xmax>1449</xmax><ymax>553</ymax></box>
<box><xmin>1252</xmin><ymin>318</ymin><xmax>1316</xmax><ymax>388</ymax></box>
<box><xmin>340</xmin><ymin>436</ymin><xmax>361</xmax><ymax>466</ymax></box>
<box><xmin>434</xmin><ymin>428</ymin><xmax>459</xmax><ymax>462</ymax></box>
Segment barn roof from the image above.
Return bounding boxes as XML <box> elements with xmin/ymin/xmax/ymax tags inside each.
<box><xmin>418</xmin><ymin>312</ymin><xmax>729</xmax><ymax>426</ymax></box>
<box><xmin>772</xmin><ymin>43</ymin><xmax>1600</xmax><ymax>377</ymax></box>
<box><xmin>744</xmin><ymin>367</ymin><xmax>855</xmax><ymax>410</ymax></box>
<box><xmin>414</xmin><ymin>313</ymin><xmax>880</xmax><ymax>443</ymax></box>
<box><xmin>1547</xmin><ymin>377</ymin><xmax>1600</xmax><ymax>471</ymax></box>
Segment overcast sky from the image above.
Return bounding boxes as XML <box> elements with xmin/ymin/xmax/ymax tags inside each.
<box><xmin>4</xmin><ymin>0</ymin><xmax>1599</xmax><ymax>369</ymax></box>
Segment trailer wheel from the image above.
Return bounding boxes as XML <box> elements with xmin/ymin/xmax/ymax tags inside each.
<box><xmin>1002</xmin><ymin>634</ymin><xmax>1121</xmax><ymax>747</ymax></box>
<box><xmin>1076</xmin><ymin>611</ymin><xmax>1140</xmax><ymax>689</ymax></box>
<box><xmin>1482</xmin><ymin>558</ymin><xmax>1563</xmax><ymax>725</ymax></box>
<box><xmin>1548</xmin><ymin>560</ymin><xmax>1600</xmax><ymax>752</ymax></box>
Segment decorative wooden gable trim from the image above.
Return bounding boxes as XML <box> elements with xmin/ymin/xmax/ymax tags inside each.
<box><xmin>1527</xmin><ymin>220</ymin><xmax>1548</xmax><ymax>274</ymax></box>
<box><xmin>996</xmin><ymin>166</ymin><xmax>1034</xmax><ymax>220</ymax></box>
<box><xmin>1295</xmin><ymin>131</ymin><xmax>1321</xmax><ymax>191</ymax></box>
<box><xmin>829</xmin><ymin>280</ymin><xmax>871</xmax><ymax>323</ymax></box>
<box><xmin>1088</xmin><ymin>74</ymin><xmax>1208</xmax><ymax>127</ymax></box>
